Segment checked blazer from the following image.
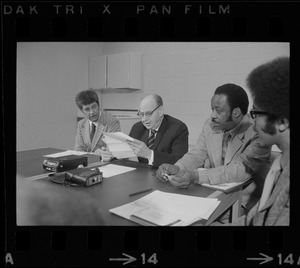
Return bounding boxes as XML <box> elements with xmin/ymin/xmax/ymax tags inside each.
<box><xmin>75</xmin><ymin>110</ymin><xmax>120</xmax><ymax>153</ymax></box>
<box><xmin>175</xmin><ymin>115</ymin><xmax>272</xmax><ymax>208</ymax></box>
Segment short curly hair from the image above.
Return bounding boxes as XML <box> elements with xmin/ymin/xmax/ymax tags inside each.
<box><xmin>247</xmin><ymin>57</ymin><xmax>289</xmax><ymax>120</ymax></box>
<box><xmin>214</xmin><ymin>83</ymin><xmax>249</xmax><ymax>115</ymax></box>
<box><xmin>75</xmin><ymin>89</ymin><xmax>99</xmax><ymax>110</ymax></box>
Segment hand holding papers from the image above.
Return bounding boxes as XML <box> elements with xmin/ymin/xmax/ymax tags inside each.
<box><xmin>102</xmin><ymin>132</ymin><xmax>136</xmax><ymax>159</ymax></box>
<box><xmin>109</xmin><ymin>190</ymin><xmax>220</xmax><ymax>226</ymax></box>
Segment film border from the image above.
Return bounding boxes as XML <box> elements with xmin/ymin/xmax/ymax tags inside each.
<box><xmin>3</xmin><ymin>1</ymin><xmax>298</xmax><ymax>266</ymax></box>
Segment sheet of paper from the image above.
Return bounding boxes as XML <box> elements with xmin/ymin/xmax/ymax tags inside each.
<box><xmin>102</xmin><ymin>132</ymin><xmax>134</xmax><ymax>142</ymax></box>
<box><xmin>201</xmin><ymin>180</ymin><xmax>248</xmax><ymax>191</ymax></box>
<box><xmin>109</xmin><ymin>190</ymin><xmax>220</xmax><ymax>226</ymax></box>
<box><xmin>131</xmin><ymin>207</ymin><xmax>181</xmax><ymax>226</ymax></box>
<box><xmin>96</xmin><ymin>164</ymin><xmax>136</xmax><ymax>178</ymax></box>
<box><xmin>43</xmin><ymin>150</ymin><xmax>90</xmax><ymax>158</ymax></box>
<box><xmin>102</xmin><ymin>135</ymin><xmax>136</xmax><ymax>159</ymax></box>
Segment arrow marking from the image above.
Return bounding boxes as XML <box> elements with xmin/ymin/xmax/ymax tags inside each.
<box><xmin>109</xmin><ymin>253</ymin><xmax>137</xmax><ymax>265</ymax></box>
<box><xmin>247</xmin><ymin>252</ymin><xmax>273</xmax><ymax>265</ymax></box>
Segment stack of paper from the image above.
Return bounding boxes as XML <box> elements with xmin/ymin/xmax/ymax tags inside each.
<box><xmin>102</xmin><ymin>132</ymin><xmax>136</xmax><ymax>159</ymax></box>
<box><xmin>109</xmin><ymin>190</ymin><xmax>220</xmax><ymax>226</ymax></box>
<box><xmin>43</xmin><ymin>150</ymin><xmax>90</xmax><ymax>158</ymax></box>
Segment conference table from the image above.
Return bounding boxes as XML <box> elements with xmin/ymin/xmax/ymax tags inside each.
<box><xmin>16</xmin><ymin>147</ymin><xmax>244</xmax><ymax>226</ymax></box>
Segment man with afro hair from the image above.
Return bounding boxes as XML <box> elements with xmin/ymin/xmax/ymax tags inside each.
<box><xmin>228</xmin><ymin>56</ymin><xmax>289</xmax><ymax>225</ymax></box>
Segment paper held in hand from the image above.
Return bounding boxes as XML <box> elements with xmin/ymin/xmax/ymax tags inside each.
<box><xmin>109</xmin><ymin>190</ymin><xmax>220</xmax><ymax>226</ymax></box>
<box><xmin>102</xmin><ymin>132</ymin><xmax>136</xmax><ymax>159</ymax></box>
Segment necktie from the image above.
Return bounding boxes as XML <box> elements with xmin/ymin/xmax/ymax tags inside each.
<box><xmin>221</xmin><ymin>132</ymin><xmax>231</xmax><ymax>164</ymax></box>
<box><xmin>90</xmin><ymin>123</ymin><xmax>96</xmax><ymax>141</ymax></box>
<box><xmin>258</xmin><ymin>155</ymin><xmax>282</xmax><ymax>211</ymax></box>
<box><xmin>147</xmin><ymin>130</ymin><xmax>157</xmax><ymax>149</ymax></box>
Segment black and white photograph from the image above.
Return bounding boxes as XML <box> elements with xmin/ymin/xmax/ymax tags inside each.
<box><xmin>3</xmin><ymin>1</ymin><xmax>296</xmax><ymax>267</ymax></box>
<box><xmin>16</xmin><ymin>42</ymin><xmax>289</xmax><ymax>226</ymax></box>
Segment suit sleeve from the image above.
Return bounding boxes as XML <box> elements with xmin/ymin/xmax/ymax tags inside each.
<box><xmin>196</xmin><ymin>133</ymin><xmax>271</xmax><ymax>185</ymax></box>
<box><xmin>175</xmin><ymin>122</ymin><xmax>209</xmax><ymax>171</ymax></box>
<box><xmin>152</xmin><ymin>123</ymin><xmax>189</xmax><ymax>167</ymax></box>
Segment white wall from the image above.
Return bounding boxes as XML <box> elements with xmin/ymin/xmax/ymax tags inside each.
<box><xmin>17</xmin><ymin>42</ymin><xmax>289</xmax><ymax>151</ymax></box>
<box><xmin>103</xmin><ymin>42</ymin><xmax>290</xmax><ymax>144</ymax></box>
<box><xmin>17</xmin><ymin>42</ymin><xmax>103</xmax><ymax>151</ymax></box>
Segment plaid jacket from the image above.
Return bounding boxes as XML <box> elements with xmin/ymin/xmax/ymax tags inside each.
<box><xmin>75</xmin><ymin>110</ymin><xmax>120</xmax><ymax>153</ymax></box>
<box><xmin>176</xmin><ymin>115</ymin><xmax>271</xmax><ymax>207</ymax></box>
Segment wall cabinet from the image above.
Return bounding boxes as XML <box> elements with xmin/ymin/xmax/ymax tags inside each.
<box><xmin>88</xmin><ymin>52</ymin><xmax>141</xmax><ymax>90</ymax></box>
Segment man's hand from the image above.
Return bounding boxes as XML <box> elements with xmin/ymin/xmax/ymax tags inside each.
<box><xmin>95</xmin><ymin>147</ymin><xmax>113</xmax><ymax>161</ymax></box>
<box><xmin>127</xmin><ymin>139</ymin><xmax>152</xmax><ymax>159</ymax></box>
<box><xmin>168</xmin><ymin>169</ymin><xmax>198</xmax><ymax>189</ymax></box>
<box><xmin>156</xmin><ymin>164</ymin><xmax>180</xmax><ymax>182</ymax></box>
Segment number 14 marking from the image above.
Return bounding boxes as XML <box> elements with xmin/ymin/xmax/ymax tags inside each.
<box><xmin>141</xmin><ymin>253</ymin><xmax>158</xmax><ymax>265</ymax></box>
<box><xmin>278</xmin><ymin>254</ymin><xmax>300</xmax><ymax>265</ymax></box>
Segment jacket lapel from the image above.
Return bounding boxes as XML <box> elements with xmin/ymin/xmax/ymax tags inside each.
<box><xmin>91</xmin><ymin>111</ymin><xmax>105</xmax><ymax>151</ymax></box>
<box><xmin>151</xmin><ymin>117</ymin><xmax>167</xmax><ymax>150</ymax></box>
<box><xmin>259</xmin><ymin>162</ymin><xmax>289</xmax><ymax>212</ymax></box>
<box><xmin>224</xmin><ymin>115</ymin><xmax>253</xmax><ymax>164</ymax></box>
<box><xmin>224</xmin><ymin>133</ymin><xmax>244</xmax><ymax>164</ymax></box>
<box><xmin>209</xmin><ymin>132</ymin><xmax>223</xmax><ymax>167</ymax></box>
<box><xmin>83</xmin><ymin>120</ymin><xmax>92</xmax><ymax>145</ymax></box>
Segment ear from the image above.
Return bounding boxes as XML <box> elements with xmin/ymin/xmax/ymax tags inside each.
<box><xmin>232</xmin><ymin>108</ymin><xmax>241</xmax><ymax>118</ymax></box>
<box><xmin>278</xmin><ymin>118</ymin><xmax>289</xmax><ymax>132</ymax></box>
<box><xmin>159</xmin><ymin>106</ymin><xmax>164</xmax><ymax>116</ymax></box>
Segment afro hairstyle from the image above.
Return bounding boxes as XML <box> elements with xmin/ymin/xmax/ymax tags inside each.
<box><xmin>246</xmin><ymin>57</ymin><xmax>289</xmax><ymax>120</ymax></box>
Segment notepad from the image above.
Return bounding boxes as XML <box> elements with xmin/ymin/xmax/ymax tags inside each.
<box><xmin>109</xmin><ymin>190</ymin><xmax>220</xmax><ymax>226</ymax></box>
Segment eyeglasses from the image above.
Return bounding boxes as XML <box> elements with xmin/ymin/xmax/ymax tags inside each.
<box><xmin>249</xmin><ymin>109</ymin><xmax>270</xmax><ymax>119</ymax></box>
<box><xmin>137</xmin><ymin>106</ymin><xmax>161</xmax><ymax>118</ymax></box>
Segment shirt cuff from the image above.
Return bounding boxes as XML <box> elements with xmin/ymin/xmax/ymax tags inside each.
<box><xmin>195</xmin><ymin>167</ymin><xmax>209</xmax><ymax>184</ymax></box>
<box><xmin>148</xmin><ymin>150</ymin><xmax>154</xmax><ymax>165</ymax></box>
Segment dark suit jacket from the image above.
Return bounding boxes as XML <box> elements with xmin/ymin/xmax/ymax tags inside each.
<box><xmin>129</xmin><ymin>114</ymin><xmax>189</xmax><ymax>167</ymax></box>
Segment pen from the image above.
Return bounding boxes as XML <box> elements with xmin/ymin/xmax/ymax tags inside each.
<box><xmin>129</xmin><ymin>188</ymin><xmax>153</xmax><ymax>197</ymax></box>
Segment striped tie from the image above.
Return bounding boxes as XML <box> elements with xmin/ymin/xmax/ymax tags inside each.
<box><xmin>147</xmin><ymin>130</ymin><xmax>157</xmax><ymax>149</ymax></box>
<box><xmin>90</xmin><ymin>123</ymin><xmax>96</xmax><ymax>141</ymax></box>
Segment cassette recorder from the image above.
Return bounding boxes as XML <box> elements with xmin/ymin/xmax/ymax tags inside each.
<box><xmin>64</xmin><ymin>168</ymin><xmax>103</xmax><ymax>186</ymax></box>
<box><xmin>43</xmin><ymin>155</ymin><xmax>88</xmax><ymax>172</ymax></box>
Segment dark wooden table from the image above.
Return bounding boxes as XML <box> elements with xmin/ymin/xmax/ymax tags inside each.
<box><xmin>16</xmin><ymin>148</ymin><xmax>243</xmax><ymax>225</ymax></box>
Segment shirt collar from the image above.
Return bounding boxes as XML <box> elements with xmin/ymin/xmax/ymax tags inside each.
<box><xmin>89</xmin><ymin>121</ymin><xmax>98</xmax><ymax>127</ymax></box>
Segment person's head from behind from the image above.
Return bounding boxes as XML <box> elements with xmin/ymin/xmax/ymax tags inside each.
<box><xmin>210</xmin><ymin>83</ymin><xmax>249</xmax><ymax>131</ymax></box>
<box><xmin>138</xmin><ymin>94</ymin><xmax>164</xmax><ymax>130</ymax></box>
<box><xmin>76</xmin><ymin>89</ymin><xmax>100</xmax><ymax>122</ymax></box>
<box><xmin>247</xmin><ymin>57</ymin><xmax>289</xmax><ymax>147</ymax></box>
<box><xmin>17</xmin><ymin>177</ymin><xmax>105</xmax><ymax>225</ymax></box>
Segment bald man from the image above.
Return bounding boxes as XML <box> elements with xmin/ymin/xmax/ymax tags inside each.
<box><xmin>127</xmin><ymin>94</ymin><xmax>189</xmax><ymax>167</ymax></box>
